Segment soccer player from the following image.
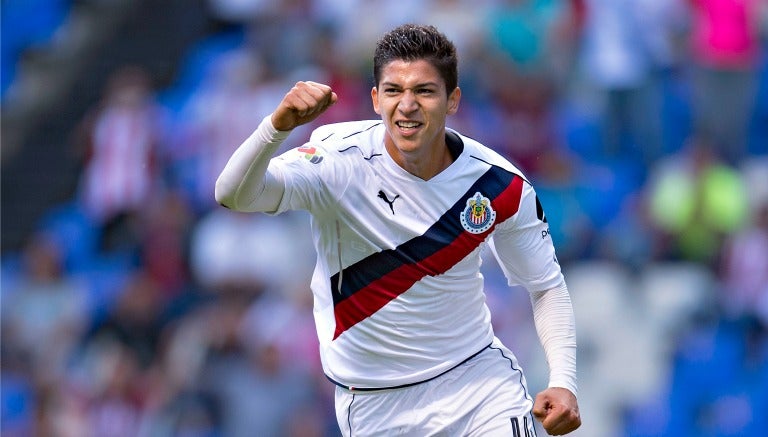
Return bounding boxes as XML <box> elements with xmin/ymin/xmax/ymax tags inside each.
<box><xmin>216</xmin><ymin>24</ymin><xmax>581</xmax><ymax>436</ymax></box>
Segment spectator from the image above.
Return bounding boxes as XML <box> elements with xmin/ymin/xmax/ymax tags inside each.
<box><xmin>572</xmin><ymin>0</ymin><xmax>668</xmax><ymax>162</ymax></box>
<box><xmin>73</xmin><ymin>65</ymin><xmax>167</xmax><ymax>251</ymax></box>
<box><xmin>135</xmin><ymin>190</ymin><xmax>194</xmax><ymax>298</ymax></box>
<box><xmin>201</xmin><ymin>295</ymin><xmax>319</xmax><ymax>437</ymax></box>
<box><xmin>86</xmin><ymin>342</ymin><xmax>146</xmax><ymax>437</ymax></box>
<box><xmin>686</xmin><ymin>0</ymin><xmax>766</xmax><ymax>164</ymax></box>
<box><xmin>1</xmin><ymin>233</ymin><xmax>89</xmax><ymax>385</ymax></box>
<box><xmin>647</xmin><ymin>134</ymin><xmax>750</xmax><ymax>265</ymax></box>
<box><xmin>719</xmin><ymin>200</ymin><xmax>768</xmax><ymax>325</ymax></box>
<box><xmin>480</xmin><ymin>0</ymin><xmax>580</xmax><ymax>175</ymax></box>
<box><xmin>87</xmin><ymin>269</ymin><xmax>166</xmax><ymax>369</ymax></box>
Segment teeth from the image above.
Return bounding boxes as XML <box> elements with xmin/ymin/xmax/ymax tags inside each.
<box><xmin>397</xmin><ymin>121</ymin><xmax>420</xmax><ymax>128</ymax></box>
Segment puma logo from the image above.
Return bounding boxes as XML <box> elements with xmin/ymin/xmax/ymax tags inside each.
<box><xmin>377</xmin><ymin>190</ymin><xmax>400</xmax><ymax>214</ymax></box>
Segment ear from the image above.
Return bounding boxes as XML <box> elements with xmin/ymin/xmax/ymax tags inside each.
<box><xmin>371</xmin><ymin>86</ymin><xmax>381</xmax><ymax>115</ymax></box>
<box><xmin>447</xmin><ymin>87</ymin><xmax>461</xmax><ymax>115</ymax></box>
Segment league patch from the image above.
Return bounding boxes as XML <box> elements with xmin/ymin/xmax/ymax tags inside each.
<box><xmin>460</xmin><ymin>192</ymin><xmax>496</xmax><ymax>234</ymax></box>
<box><xmin>297</xmin><ymin>145</ymin><xmax>323</xmax><ymax>164</ymax></box>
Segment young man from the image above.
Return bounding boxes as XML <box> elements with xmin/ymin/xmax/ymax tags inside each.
<box><xmin>216</xmin><ymin>24</ymin><xmax>581</xmax><ymax>436</ymax></box>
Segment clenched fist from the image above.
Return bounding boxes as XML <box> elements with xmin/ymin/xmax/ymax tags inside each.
<box><xmin>272</xmin><ymin>81</ymin><xmax>338</xmax><ymax>131</ymax></box>
<box><xmin>533</xmin><ymin>387</ymin><xmax>581</xmax><ymax>435</ymax></box>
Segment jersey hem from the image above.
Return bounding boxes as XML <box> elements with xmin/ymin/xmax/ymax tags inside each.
<box><xmin>325</xmin><ymin>342</ymin><xmax>492</xmax><ymax>392</ymax></box>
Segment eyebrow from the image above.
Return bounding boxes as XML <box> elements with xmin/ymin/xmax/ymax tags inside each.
<box><xmin>381</xmin><ymin>81</ymin><xmax>440</xmax><ymax>89</ymax></box>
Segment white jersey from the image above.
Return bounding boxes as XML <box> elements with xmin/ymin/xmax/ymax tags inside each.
<box><xmin>267</xmin><ymin>120</ymin><xmax>564</xmax><ymax>389</ymax></box>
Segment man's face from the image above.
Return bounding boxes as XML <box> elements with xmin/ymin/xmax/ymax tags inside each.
<box><xmin>371</xmin><ymin>59</ymin><xmax>460</xmax><ymax>157</ymax></box>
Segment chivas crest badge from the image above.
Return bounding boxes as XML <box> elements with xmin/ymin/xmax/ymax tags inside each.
<box><xmin>460</xmin><ymin>192</ymin><xmax>496</xmax><ymax>234</ymax></box>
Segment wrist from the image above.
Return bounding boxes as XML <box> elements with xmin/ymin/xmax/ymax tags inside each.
<box><xmin>270</xmin><ymin>113</ymin><xmax>295</xmax><ymax>133</ymax></box>
<box><xmin>548</xmin><ymin>380</ymin><xmax>578</xmax><ymax>398</ymax></box>
<box><xmin>258</xmin><ymin>115</ymin><xmax>292</xmax><ymax>144</ymax></box>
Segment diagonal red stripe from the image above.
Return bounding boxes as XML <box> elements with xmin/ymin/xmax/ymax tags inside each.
<box><xmin>333</xmin><ymin>176</ymin><xmax>524</xmax><ymax>339</ymax></box>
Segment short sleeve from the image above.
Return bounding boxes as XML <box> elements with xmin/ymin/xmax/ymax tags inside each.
<box><xmin>268</xmin><ymin>142</ymin><xmax>342</xmax><ymax>215</ymax></box>
<box><xmin>488</xmin><ymin>183</ymin><xmax>564</xmax><ymax>291</ymax></box>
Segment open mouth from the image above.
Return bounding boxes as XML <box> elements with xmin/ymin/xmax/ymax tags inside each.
<box><xmin>395</xmin><ymin>121</ymin><xmax>422</xmax><ymax>132</ymax></box>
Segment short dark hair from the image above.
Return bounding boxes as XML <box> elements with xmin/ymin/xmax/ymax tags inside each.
<box><xmin>373</xmin><ymin>24</ymin><xmax>458</xmax><ymax>94</ymax></box>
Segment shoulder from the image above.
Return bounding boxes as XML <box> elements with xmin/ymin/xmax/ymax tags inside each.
<box><xmin>450</xmin><ymin>128</ymin><xmax>529</xmax><ymax>183</ymax></box>
<box><xmin>302</xmin><ymin>120</ymin><xmax>382</xmax><ymax>158</ymax></box>
<box><xmin>310</xmin><ymin>120</ymin><xmax>382</xmax><ymax>144</ymax></box>
<box><xmin>275</xmin><ymin>120</ymin><xmax>383</xmax><ymax>171</ymax></box>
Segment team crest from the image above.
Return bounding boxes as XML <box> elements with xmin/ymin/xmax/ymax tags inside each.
<box><xmin>297</xmin><ymin>145</ymin><xmax>323</xmax><ymax>164</ymax></box>
<box><xmin>460</xmin><ymin>192</ymin><xmax>496</xmax><ymax>234</ymax></box>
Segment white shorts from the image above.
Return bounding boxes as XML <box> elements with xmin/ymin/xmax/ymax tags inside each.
<box><xmin>334</xmin><ymin>338</ymin><xmax>537</xmax><ymax>436</ymax></box>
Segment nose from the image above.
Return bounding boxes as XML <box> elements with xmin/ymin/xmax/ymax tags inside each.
<box><xmin>398</xmin><ymin>90</ymin><xmax>418</xmax><ymax>113</ymax></box>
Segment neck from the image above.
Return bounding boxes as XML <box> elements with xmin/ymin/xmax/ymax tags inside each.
<box><xmin>385</xmin><ymin>136</ymin><xmax>454</xmax><ymax>180</ymax></box>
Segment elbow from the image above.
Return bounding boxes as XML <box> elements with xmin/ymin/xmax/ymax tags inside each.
<box><xmin>214</xmin><ymin>177</ymin><xmax>237</xmax><ymax>210</ymax></box>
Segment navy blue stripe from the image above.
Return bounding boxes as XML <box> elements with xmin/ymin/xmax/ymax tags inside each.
<box><xmin>330</xmin><ymin>165</ymin><xmax>516</xmax><ymax>306</ymax></box>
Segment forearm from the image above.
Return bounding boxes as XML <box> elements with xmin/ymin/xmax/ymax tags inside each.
<box><xmin>214</xmin><ymin>115</ymin><xmax>291</xmax><ymax>212</ymax></box>
<box><xmin>530</xmin><ymin>281</ymin><xmax>578</xmax><ymax>396</ymax></box>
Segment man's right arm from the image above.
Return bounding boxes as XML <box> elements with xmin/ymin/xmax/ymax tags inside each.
<box><xmin>214</xmin><ymin>115</ymin><xmax>291</xmax><ymax>212</ymax></box>
<box><xmin>214</xmin><ymin>81</ymin><xmax>337</xmax><ymax>212</ymax></box>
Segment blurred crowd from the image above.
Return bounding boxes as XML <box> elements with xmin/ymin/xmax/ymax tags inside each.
<box><xmin>3</xmin><ymin>0</ymin><xmax>768</xmax><ymax>436</ymax></box>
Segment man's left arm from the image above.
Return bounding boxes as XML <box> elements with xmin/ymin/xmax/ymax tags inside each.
<box><xmin>530</xmin><ymin>283</ymin><xmax>581</xmax><ymax>435</ymax></box>
<box><xmin>488</xmin><ymin>182</ymin><xmax>580</xmax><ymax>434</ymax></box>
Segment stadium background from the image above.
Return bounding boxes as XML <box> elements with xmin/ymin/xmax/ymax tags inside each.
<box><xmin>2</xmin><ymin>0</ymin><xmax>767</xmax><ymax>435</ymax></box>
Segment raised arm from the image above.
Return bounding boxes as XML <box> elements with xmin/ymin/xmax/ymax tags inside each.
<box><xmin>214</xmin><ymin>81</ymin><xmax>337</xmax><ymax>212</ymax></box>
